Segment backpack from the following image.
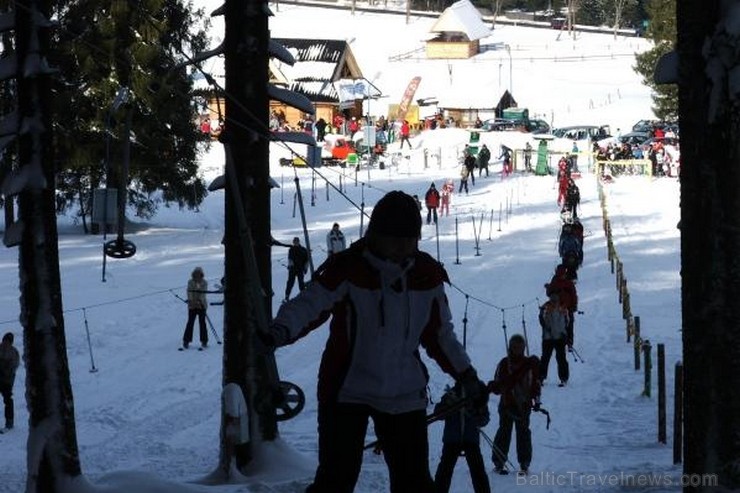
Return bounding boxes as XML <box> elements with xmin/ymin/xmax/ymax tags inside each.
<box><xmin>559</xmin><ymin>233</ymin><xmax>581</xmax><ymax>259</ymax></box>
<box><xmin>566</xmin><ymin>184</ymin><xmax>580</xmax><ymax>206</ymax></box>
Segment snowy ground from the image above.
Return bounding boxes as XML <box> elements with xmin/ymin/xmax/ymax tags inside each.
<box><xmin>0</xmin><ymin>4</ymin><xmax>686</xmax><ymax>493</ymax></box>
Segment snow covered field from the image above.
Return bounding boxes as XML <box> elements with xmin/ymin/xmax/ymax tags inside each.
<box><xmin>0</xmin><ymin>3</ymin><xmax>685</xmax><ymax>493</ymax></box>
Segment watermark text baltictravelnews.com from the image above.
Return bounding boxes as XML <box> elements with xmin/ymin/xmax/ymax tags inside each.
<box><xmin>516</xmin><ymin>471</ymin><xmax>719</xmax><ymax>488</ymax></box>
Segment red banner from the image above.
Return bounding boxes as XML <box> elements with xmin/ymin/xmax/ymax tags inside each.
<box><xmin>396</xmin><ymin>76</ymin><xmax>422</xmax><ymax>121</ymax></box>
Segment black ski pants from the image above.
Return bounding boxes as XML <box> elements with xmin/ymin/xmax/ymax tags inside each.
<box><xmin>458</xmin><ymin>179</ymin><xmax>469</xmax><ymax>195</ymax></box>
<box><xmin>305</xmin><ymin>402</ymin><xmax>435</xmax><ymax>493</ymax></box>
<box><xmin>285</xmin><ymin>268</ymin><xmax>305</xmax><ymax>299</ymax></box>
<box><xmin>478</xmin><ymin>165</ymin><xmax>488</xmax><ymax>177</ymax></box>
<box><xmin>492</xmin><ymin>407</ymin><xmax>532</xmax><ymax>470</ymax></box>
<box><xmin>0</xmin><ymin>383</ymin><xmax>13</xmax><ymax>428</ymax></box>
<box><xmin>426</xmin><ymin>207</ymin><xmax>438</xmax><ymax>225</ymax></box>
<box><xmin>183</xmin><ymin>308</ymin><xmax>207</xmax><ymax>346</ymax></box>
<box><xmin>435</xmin><ymin>442</ymin><xmax>491</xmax><ymax>493</ymax></box>
<box><xmin>540</xmin><ymin>338</ymin><xmax>569</xmax><ymax>383</ymax></box>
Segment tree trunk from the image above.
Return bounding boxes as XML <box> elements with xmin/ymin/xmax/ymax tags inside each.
<box><xmin>14</xmin><ymin>0</ymin><xmax>83</xmax><ymax>491</ymax></box>
<box><xmin>677</xmin><ymin>0</ymin><xmax>740</xmax><ymax>490</ymax></box>
<box><xmin>613</xmin><ymin>0</ymin><xmax>624</xmax><ymax>39</ymax></box>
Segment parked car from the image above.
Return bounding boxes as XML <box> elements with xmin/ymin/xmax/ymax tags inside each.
<box><xmin>482</xmin><ymin>118</ymin><xmax>548</xmax><ymax>133</ymax></box>
<box><xmin>482</xmin><ymin>118</ymin><xmax>527</xmax><ymax>132</ymax></box>
<box><xmin>619</xmin><ymin>131</ymin><xmax>652</xmax><ymax>146</ymax></box>
<box><xmin>551</xmin><ymin>17</ymin><xmax>567</xmax><ymax>29</ymax></box>
<box><xmin>552</xmin><ymin>125</ymin><xmax>610</xmax><ymax>141</ymax></box>
<box><xmin>527</xmin><ymin>119</ymin><xmax>551</xmax><ymax>134</ymax></box>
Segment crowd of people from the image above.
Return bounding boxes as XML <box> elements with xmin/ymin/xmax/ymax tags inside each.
<box><xmin>593</xmin><ymin>131</ymin><xmax>680</xmax><ymax>177</ymax></box>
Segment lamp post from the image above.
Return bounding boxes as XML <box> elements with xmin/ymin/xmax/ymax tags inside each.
<box><xmin>505</xmin><ymin>44</ymin><xmax>512</xmax><ymax>96</ymax></box>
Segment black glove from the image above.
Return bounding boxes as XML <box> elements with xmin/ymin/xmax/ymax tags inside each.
<box><xmin>258</xmin><ymin>324</ymin><xmax>290</xmax><ymax>348</ymax></box>
<box><xmin>532</xmin><ymin>399</ymin><xmax>542</xmax><ymax>412</ymax></box>
<box><xmin>257</xmin><ymin>329</ymin><xmax>276</xmax><ymax>349</ymax></box>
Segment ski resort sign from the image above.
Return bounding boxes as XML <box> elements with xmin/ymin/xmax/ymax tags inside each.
<box><xmin>334</xmin><ymin>78</ymin><xmax>381</xmax><ymax>105</ymax></box>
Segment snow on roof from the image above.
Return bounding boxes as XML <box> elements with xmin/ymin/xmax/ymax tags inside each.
<box><xmin>280</xmin><ymin>60</ymin><xmax>337</xmax><ymax>82</ymax></box>
<box><xmin>429</xmin><ymin>0</ymin><xmax>491</xmax><ymax>41</ymax></box>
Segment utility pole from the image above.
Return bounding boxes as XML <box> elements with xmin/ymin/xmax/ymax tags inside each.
<box><xmin>222</xmin><ymin>0</ymin><xmax>278</xmax><ymax>470</ymax></box>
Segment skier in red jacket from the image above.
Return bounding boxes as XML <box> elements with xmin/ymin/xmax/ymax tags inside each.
<box><xmin>425</xmin><ymin>182</ymin><xmax>440</xmax><ymax>225</ymax></box>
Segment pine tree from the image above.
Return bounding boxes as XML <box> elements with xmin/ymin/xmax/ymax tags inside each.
<box><xmin>51</xmin><ymin>0</ymin><xmax>210</xmax><ymax>230</ymax></box>
<box><xmin>577</xmin><ymin>0</ymin><xmax>606</xmax><ymax>26</ymax></box>
<box><xmin>633</xmin><ymin>0</ymin><xmax>677</xmax><ymax>120</ymax></box>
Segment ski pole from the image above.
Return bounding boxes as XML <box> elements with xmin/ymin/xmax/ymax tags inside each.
<box><xmin>204</xmin><ymin>312</ymin><xmax>222</xmax><ymax>345</ymax></box>
<box><xmin>363</xmin><ymin>393</ymin><xmax>475</xmax><ymax>450</ymax></box>
<box><xmin>82</xmin><ymin>308</ymin><xmax>98</xmax><ymax>373</ymax></box>
<box><xmin>480</xmin><ymin>429</ymin><xmax>516</xmax><ymax>471</ymax></box>
<box><xmin>169</xmin><ymin>289</ymin><xmax>187</xmax><ymax>304</ymax></box>
<box><xmin>534</xmin><ymin>406</ymin><xmax>552</xmax><ymax>430</ymax></box>
<box><xmin>570</xmin><ymin>345</ymin><xmax>585</xmax><ymax>363</ymax></box>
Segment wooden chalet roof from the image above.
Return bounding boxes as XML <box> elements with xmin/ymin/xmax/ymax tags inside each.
<box><xmin>429</xmin><ymin>0</ymin><xmax>491</xmax><ymax>42</ymax></box>
<box><xmin>271</xmin><ymin>38</ymin><xmax>364</xmax><ymax>103</ymax></box>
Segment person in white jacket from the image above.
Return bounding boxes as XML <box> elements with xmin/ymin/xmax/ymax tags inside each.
<box><xmin>326</xmin><ymin>222</ymin><xmax>346</xmax><ymax>257</ymax></box>
<box><xmin>262</xmin><ymin>191</ymin><xmax>488</xmax><ymax>493</ymax></box>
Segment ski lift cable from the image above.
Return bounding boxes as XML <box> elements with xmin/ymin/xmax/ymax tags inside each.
<box><xmin>448</xmin><ymin>281</ymin><xmax>539</xmax><ymax>313</ymax></box>
<box><xmin>0</xmin><ymin>279</ymin><xmax>224</xmax><ymax>326</ymax></box>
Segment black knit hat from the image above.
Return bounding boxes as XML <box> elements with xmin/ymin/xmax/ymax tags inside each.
<box><xmin>367</xmin><ymin>191</ymin><xmax>422</xmax><ymax>238</ymax></box>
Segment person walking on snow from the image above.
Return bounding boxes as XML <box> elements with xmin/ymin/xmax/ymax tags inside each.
<box><xmin>538</xmin><ymin>291</ymin><xmax>570</xmax><ymax>386</ymax></box>
<box><xmin>399</xmin><ymin>120</ymin><xmax>411</xmax><ymax>149</ymax></box>
<box><xmin>425</xmin><ymin>182</ymin><xmax>440</xmax><ymax>225</ymax></box>
<box><xmin>182</xmin><ymin>267</ymin><xmax>208</xmax><ymax>349</ymax></box>
<box><xmin>440</xmin><ymin>179</ymin><xmax>454</xmax><ymax>216</ymax></box>
<box><xmin>524</xmin><ymin>142</ymin><xmax>533</xmax><ymax>172</ymax></box>
<box><xmin>285</xmin><ymin>237</ymin><xmax>309</xmax><ymax>301</ymax></box>
<box><xmin>459</xmin><ymin>163</ymin><xmax>471</xmax><ymax>195</ymax></box>
<box><xmin>499</xmin><ymin>146</ymin><xmax>513</xmax><ymax>177</ymax></box>
<box><xmin>315</xmin><ymin>117</ymin><xmax>328</xmax><ymax>142</ymax></box>
<box><xmin>477</xmin><ymin>144</ymin><xmax>491</xmax><ymax>177</ymax></box>
<box><xmin>433</xmin><ymin>382</ymin><xmax>492</xmax><ymax>493</ymax></box>
<box><xmin>0</xmin><ymin>332</ymin><xmax>20</xmax><ymax>432</ymax></box>
<box><xmin>488</xmin><ymin>334</ymin><xmax>540</xmax><ymax>476</ymax></box>
<box><xmin>260</xmin><ymin>190</ymin><xmax>489</xmax><ymax>493</ymax></box>
<box><xmin>326</xmin><ymin>223</ymin><xmax>346</xmax><ymax>257</ymax></box>
<box><xmin>464</xmin><ymin>153</ymin><xmax>477</xmax><ymax>186</ymax></box>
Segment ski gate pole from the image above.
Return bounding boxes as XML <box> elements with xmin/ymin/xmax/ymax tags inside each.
<box><xmin>83</xmin><ymin>308</ymin><xmax>98</xmax><ymax>373</ymax></box>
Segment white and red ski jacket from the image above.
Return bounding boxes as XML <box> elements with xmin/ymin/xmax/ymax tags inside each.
<box><xmin>272</xmin><ymin>239</ymin><xmax>471</xmax><ymax>414</ymax></box>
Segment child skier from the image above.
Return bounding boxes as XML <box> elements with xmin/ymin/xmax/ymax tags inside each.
<box><xmin>433</xmin><ymin>382</ymin><xmax>491</xmax><ymax>493</ymax></box>
<box><xmin>488</xmin><ymin>334</ymin><xmax>541</xmax><ymax>475</ymax></box>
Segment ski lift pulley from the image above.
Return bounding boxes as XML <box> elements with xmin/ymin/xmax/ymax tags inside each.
<box><xmin>104</xmin><ymin>238</ymin><xmax>137</xmax><ymax>259</ymax></box>
<box><xmin>275</xmin><ymin>381</ymin><xmax>305</xmax><ymax>421</ymax></box>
